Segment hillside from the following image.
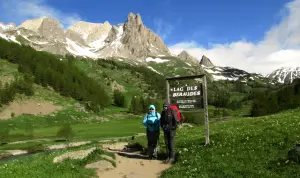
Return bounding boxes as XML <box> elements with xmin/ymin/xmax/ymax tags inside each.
<box><xmin>0</xmin><ymin>59</ymin><xmax>94</xmax><ymax>121</ymax></box>
<box><xmin>71</xmin><ymin>57</ymin><xmax>166</xmax><ymax>100</ymax></box>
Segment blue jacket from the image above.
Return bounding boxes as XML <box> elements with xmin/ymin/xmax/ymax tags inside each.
<box><xmin>143</xmin><ymin>105</ymin><xmax>161</xmax><ymax>132</ymax></box>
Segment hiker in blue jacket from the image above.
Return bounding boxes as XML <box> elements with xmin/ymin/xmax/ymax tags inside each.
<box><xmin>143</xmin><ymin>104</ymin><xmax>161</xmax><ymax>159</ymax></box>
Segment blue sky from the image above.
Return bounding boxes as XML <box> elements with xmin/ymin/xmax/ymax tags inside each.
<box><xmin>0</xmin><ymin>0</ymin><xmax>300</xmax><ymax>74</ymax></box>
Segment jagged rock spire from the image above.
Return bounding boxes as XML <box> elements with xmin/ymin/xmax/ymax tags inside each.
<box><xmin>200</xmin><ymin>55</ymin><xmax>214</xmax><ymax>67</ymax></box>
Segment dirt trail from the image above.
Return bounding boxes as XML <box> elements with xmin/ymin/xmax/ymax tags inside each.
<box><xmin>99</xmin><ymin>142</ymin><xmax>171</xmax><ymax>178</ymax></box>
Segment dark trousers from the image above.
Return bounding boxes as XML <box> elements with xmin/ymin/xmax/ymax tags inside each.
<box><xmin>164</xmin><ymin>130</ymin><xmax>176</xmax><ymax>159</ymax></box>
<box><xmin>146</xmin><ymin>130</ymin><xmax>160</xmax><ymax>157</ymax></box>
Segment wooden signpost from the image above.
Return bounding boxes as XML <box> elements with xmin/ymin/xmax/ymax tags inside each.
<box><xmin>166</xmin><ymin>74</ymin><xmax>209</xmax><ymax>145</ymax></box>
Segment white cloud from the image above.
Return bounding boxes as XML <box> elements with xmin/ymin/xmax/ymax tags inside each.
<box><xmin>169</xmin><ymin>0</ymin><xmax>300</xmax><ymax>75</ymax></box>
<box><xmin>154</xmin><ymin>18</ymin><xmax>174</xmax><ymax>41</ymax></box>
<box><xmin>0</xmin><ymin>0</ymin><xmax>81</xmax><ymax>28</ymax></box>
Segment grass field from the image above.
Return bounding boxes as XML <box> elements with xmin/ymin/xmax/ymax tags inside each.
<box><xmin>131</xmin><ymin>108</ymin><xmax>300</xmax><ymax>178</ymax></box>
<box><xmin>0</xmin><ymin>106</ymin><xmax>145</xmax><ymax>146</ymax></box>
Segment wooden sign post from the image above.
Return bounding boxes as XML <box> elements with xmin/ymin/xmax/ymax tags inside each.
<box><xmin>165</xmin><ymin>74</ymin><xmax>209</xmax><ymax>145</ymax></box>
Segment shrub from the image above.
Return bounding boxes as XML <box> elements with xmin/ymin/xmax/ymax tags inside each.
<box><xmin>56</xmin><ymin>124</ymin><xmax>74</xmax><ymax>141</ymax></box>
<box><xmin>228</xmin><ymin>99</ymin><xmax>242</xmax><ymax>110</ymax></box>
<box><xmin>183</xmin><ymin>113</ymin><xmax>205</xmax><ymax>125</ymax></box>
<box><xmin>222</xmin><ymin>108</ymin><xmax>231</xmax><ymax>117</ymax></box>
<box><xmin>0</xmin><ymin>128</ymin><xmax>9</xmax><ymax>144</ymax></box>
<box><xmin>24</xmin><ymin>122</ymin><xmax>34</xmax><ymax>138</ymax></box>
<box><xmin>129</xmin><ymin>96</ymin><xmax>140</xmax><ymax>114</ymax></box>
<box><xmin>213</xmin><ymin>108</ymin><xmax>222</xmax><ymax>118</ymax></box>
<box><xmin>113</xmin><ymin>89</ymin><xmax>126</xmax><ymax>107</ymax></box>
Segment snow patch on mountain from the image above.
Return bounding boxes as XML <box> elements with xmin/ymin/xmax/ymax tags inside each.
<box><xmin>202</xmin><ymin>66</ymin><xmax>253</xmax><ymax>81</ymax></box>
<box><xmin>110</xmin><ymin>25</ymin><xmax>124</xmax><ymax>50</ymax></box>
<box><xmin>0</xmin><ymin>33</ymin><xmax>20</xmax><ymax>44</ymax></box>
<box><xmin>204</xmin><ymin>68</ymin><xmax>221</xmax><ymax>74</ymax></box>
<box><xmin>213</xmin><ymin>75</ymin><xmax>238</xmax><ymax>81</ymax></box>
<box><xmin>147</xmin><ymin>66</ymin><xmax>162</xmax><ymax>75</ymax></box>
<box><xmin>185</xmin><ymin>62</ymin><xmax>191</xmax><ymax>66</ymax></box>
<box><xmin>0</xmin><ymin>23</ymin><xmax>15</xmax><ymax>31</ymax></box>
<box><xmin>89</xmin><ymin>35</ymin><xmax>107</xmax><ymax>48</ymax></box>
<box><xmin>146</xmin><ymin>57</ymin><xmax>169</xmax><ymax>63</ymax></box>
<box><xmin>0</xmin><ymin>33</ymin><xmax>9</xmax><ymax>40</ymax></box>
<box><xmin>66</xmin><ymin>38</ymin><xmax>98</xmax><ymax>58</ymax></box>
<box><xmin>9</xmin><ymin>36</ymin><xmax>20</xmax><ymax>44</ymax></box>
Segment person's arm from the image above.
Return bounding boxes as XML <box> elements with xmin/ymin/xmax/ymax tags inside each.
<box><xmin>143</xmin><ymin>114</ymin><xmax>148</xmax><ymax>127</ymax></box>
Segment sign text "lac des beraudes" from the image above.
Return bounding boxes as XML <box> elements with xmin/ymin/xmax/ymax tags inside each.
<box><xmin>170</xmin><ymin>85</ymin><xmax>203</xmax><ymax>109</ymax></box>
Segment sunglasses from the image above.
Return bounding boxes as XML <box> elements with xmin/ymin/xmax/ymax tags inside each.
<box><xmin>149</xmin><ymin>108</ymin><xmax>154</xmax><ymax>110</ymax></box>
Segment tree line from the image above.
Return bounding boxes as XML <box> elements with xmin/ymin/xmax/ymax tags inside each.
<box><xmin>129</xmin><ymin>95</ymin><xmax>161</xmax><ymax>115</ymax></box>
<box><xmin>0</xmin><ymin>39</ymin><xmax>110</xmax><ymax>112</ymax></box>
<box><xmin>251</xmin><ymin>79</ymin><xmax>300</xmax><ymax>116</ymax></box>
<box><xmin>0</xmin><ymin>74</ymin><xmax>34</xmax><ymax>107</ymax></box>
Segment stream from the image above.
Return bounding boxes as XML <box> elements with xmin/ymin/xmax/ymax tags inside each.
<box><xmin>0</xmin><ymin>149</ymin><xmax>51</xmax><ymax>162</ymax></box>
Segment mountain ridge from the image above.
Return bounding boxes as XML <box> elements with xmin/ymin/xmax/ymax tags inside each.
<box><xmin>0</xmin><ymin>13</ymin><xmax>283</xmax><ymax>84</ymax></box>
<box><xmin>267</xmin><ymin>67</ymin><xmax>300</xmax><ymax>84</ymax></box>
<box><xmin>0</xmin><ymin>13</ymin><xmax>172</xmax><ymax>61</ymax></box>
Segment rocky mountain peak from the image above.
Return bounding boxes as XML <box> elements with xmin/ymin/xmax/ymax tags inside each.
<box><xmin>66</xmin><ymin>20</ymin><xmax>112</xmax><ymax>46</ymax></box>
<box><xmin>18</xmin><ymin>17</ymin><xmax>50</xmax><ymax>32</ymax></box>
<box><xmin>267</xmin><ymin>67</ymin><xmax>300</xmax><ymax>84</ymax></box>
<box><xmin>177</xmin><ymin>51</ymin><xmax>198</xmax><ymax>64</ymax></box>
<box><xmin>19</xmin><ymin>17</ymin><xmax>65</xmax><ymax>42</ymax></box>
<box><xmin>103</xmin><ymin>21</ymin><xmax>110</xmax><ymax>25</ymax></box>
<box><xmin>67</xmin><ymin>21</ymin><xmax>112</xmax><ymax>39</ymax></box>
<box><xmin>120</xmin><ymin>12</ymin><xmax>170</xmax><ymax>59</ymax></box>
<box><xmin>178</xmin><ymin>50</ymin><xmax>189</xmax><ymax>56</ymax></box>
<box><xmin>200</xmin><ymin>55</ymin><xmax>214</xmax><ymax>68</ymax></box>
<box><xmin>0</xmin><ymin>13</ymin><xmax>171</xmax><ymax>61</ymax></box>
<box><xmin>127</xmin><ymin>13</ymin><xmax>142</xmax><ymax>26</ymax></box>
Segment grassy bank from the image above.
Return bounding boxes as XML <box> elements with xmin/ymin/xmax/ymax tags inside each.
<box><xmin>132</xmin><ymin>108</ymin><xmax>300</xmax><ymax>178</ymax></box>
<box><xmin>0</xmin><ymin>143</ymin><xmax>115</xmax><ymax>178</ymax></box>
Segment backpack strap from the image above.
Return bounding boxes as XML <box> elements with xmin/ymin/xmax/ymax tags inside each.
<box><xmin>148</xmin><ymin>112</ymin><xmax>158</xmax><ymax>119</ymax></box>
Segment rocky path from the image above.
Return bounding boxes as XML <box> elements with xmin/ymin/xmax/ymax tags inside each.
<box><xmin>98</xmin><ymin>142</ymin><xmax>171</xmax><ymax>178</ymax></box>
